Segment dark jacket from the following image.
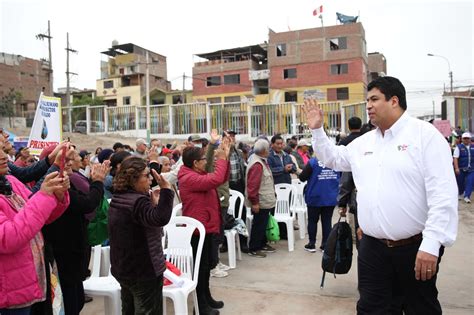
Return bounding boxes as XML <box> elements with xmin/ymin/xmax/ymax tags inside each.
<box><xmin>42</xmin><ymin>180</ymin><xmax>104</xmax><ymax>284</ymax></box>
<box><xmin>8</xmin><ymin>159</ymin><xmax>50</xmax><ymax>189</ymax></box>
<box><xmin>337</xmin><ymin>131</ymin><xmax>362</xmax><ymax>146</ymax></box>
<box><xmin>267</xmin><ymin>149</ymin><xmax>295</xmax><ymax>184</ymax></box>
<box><xmin>109</xmin><ymin>189</ymin><xmax>174</xmax><ymax>281</ymax></box>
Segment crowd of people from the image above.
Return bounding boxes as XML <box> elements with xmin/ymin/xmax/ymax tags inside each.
<box><xmin>0</xmin><ymin>76</ymin><xmax>470</xmax><ymax>315</ymax></box>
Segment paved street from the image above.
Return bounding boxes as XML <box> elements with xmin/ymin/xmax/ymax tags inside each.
<box><xmin>83</xmin><ymin>202</ymin><xmax>473</xmax><ymax>314</ymax></box>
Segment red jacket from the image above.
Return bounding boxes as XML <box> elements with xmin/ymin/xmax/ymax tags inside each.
<box><xmin>178</xmin><ymin>159</ymin><xmax>229</xmax><ymax>234</ymax></box>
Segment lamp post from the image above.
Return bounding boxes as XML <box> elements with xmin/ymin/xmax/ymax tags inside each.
<box><xmin>427</xmin><ymin>53</ymin><xmax>453</xmax><ymax>93</ymax></box>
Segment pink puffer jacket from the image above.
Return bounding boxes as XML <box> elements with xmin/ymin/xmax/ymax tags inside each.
<box><xmin>0</xmin><ymin>175</ymin><xmax>69</xmax><ymax>308</ymax></box>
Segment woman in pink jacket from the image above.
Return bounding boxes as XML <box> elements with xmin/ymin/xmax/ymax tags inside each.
<box><xmin>178</xmin><ymin>139</ymin><xmax>230</xmax><ymax>315</ymax></box>
<box><xmin>0</xmin><ymin>148</ymin><xmax>70</xmax><ymax>315</ymax></box>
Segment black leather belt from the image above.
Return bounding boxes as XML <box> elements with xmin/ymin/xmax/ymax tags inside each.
<box><xmin>377</xmin><ymin>233</ymin><xmax>422</xmax><ymax>248</ymax></box>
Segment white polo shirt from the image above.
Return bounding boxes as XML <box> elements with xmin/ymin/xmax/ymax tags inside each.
<box><xmin>311</xmin><ymin>112</ymin><xmax>458</xmax><ymax>256</ymax></box>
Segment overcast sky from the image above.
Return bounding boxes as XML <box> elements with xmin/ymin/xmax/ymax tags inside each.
<box><xmin>1</xmin><ymin>0</ymin><xmax>473</xmax><ymax>117</ymax></box>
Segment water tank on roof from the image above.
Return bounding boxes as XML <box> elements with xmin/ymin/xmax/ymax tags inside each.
<box><xmin>112</xmin><ymin>39</ymin><xmax>119</xmax><ymax>47</ymax></box>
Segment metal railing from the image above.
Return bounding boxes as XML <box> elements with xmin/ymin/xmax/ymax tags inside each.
<box><xmin>61</xmin><ymin>100</ymin><xmax>369</xmax><ymax>139</ymax></box>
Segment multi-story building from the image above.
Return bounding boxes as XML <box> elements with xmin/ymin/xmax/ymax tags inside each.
<box><xmin>192</xmin><ymin>22</ymin><xmax>374</xmax><ymax>105</ymax></box>
<box><xmin>54</xmin><ymin>87</ymin><xmax>97</xmax><ymax>106</ymax></box>
<box><xmin>0</xmin><ymin>52</ymin><xmax>53</xmax><ymax>126</ymax></box>
<box><xmin>96</xmin><ymin>42</ymin><xmax>174</xmax><ymax>107</ymax></box>
<box><xmin>368</xmin><ymin>52</ymin><xmax>387</xmax><ymax>82</ymax></box>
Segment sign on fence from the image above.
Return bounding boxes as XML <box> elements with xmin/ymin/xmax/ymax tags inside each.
<box><xmin>28</xmin><ymin>93</ymin><xmax>63</xmax><ymax>155</ymax></box>
<box><xmin>433</xmin><ymin>120</ymin><xmax>452</xmax><ymax>137</ymax></box>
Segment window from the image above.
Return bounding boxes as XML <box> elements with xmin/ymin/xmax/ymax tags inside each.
<box><xmin>224</xmin><ymin>74</ymin><xmax>240</xmax><ymax>85</ymax></box>
<box><xmin>123</xmin><ymin>96</ymin><xmax>131</xmax><ymax>105</ymax></box>
<box><xmin>103</xmin><ymin>80</ymin><xmax>114</xmax><ymax>89</ymax></box>
<box><xmin>331</xmin><ymin>64</ymin><xmax>348</xmax><ymax>75</ymax></box>
<box><xmin>224</xmin><ymin>96</ymin><xmax>241</xmax><ymax>103</ymax></box>
<box><xmin>206</xmin><ymin>76</ymin><xmax>221</xmax><ymax>87</ymax></box>
<box><xmin>172</xmin><ymin>95</ymin><xmax>184</xmax><ymax>104</ymax></box>
<box><xmin>284</xmin><ymin>91</ymin><xmax>297</xmax><ymax>102</ymax></box>
<box><xmin>283</xmin><ymin>68</ymin><xmax>297</xmax><ymax>79</ymax></box>
<box><xmin>337</xmin><ymin>87</ymin><xmax>349</xmax><ymax>100</ymax></box>
<box><xmin>276</xmin><ymin>43</ymin><xmax>287</xmax><ymax>57</ymax></box>
<box><xmin>207</xmin><ymin>97</ymin><xmax>221</xmax><ymax>104</ymax></box>
<box><xmin>327</xmin><ymin>87</ymin><xmax>349</xmax><ymax>101</ymax></box>
<box><xmin>329</xmin><ymin>37</ymin><xmax>347</xmax><ymax>50</ymax></box>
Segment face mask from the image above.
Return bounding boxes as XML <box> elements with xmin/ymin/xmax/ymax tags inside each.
<box><xmin>156</xmin><ymin>147</ymin><xmax>162</xmax><ymax>155</ymax></box>
<box><xmin>194</xmin><ymin>143</ymin><xmax>202</xmax><ymax>148</ymax></box>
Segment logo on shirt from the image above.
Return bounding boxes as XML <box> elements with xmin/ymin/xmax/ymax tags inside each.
<box><xmin>397</xmin><ymin>144</ymin><xmax>409</xmax><ymax>151</ymax></box>
<box><xmin>363</xmin><ymin>151</ymin><xmax>373</xmax><ymax>156</ymax></box>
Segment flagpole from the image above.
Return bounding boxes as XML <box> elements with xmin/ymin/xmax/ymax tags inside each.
<box><xmin>319</xmin><ymin>14</ymin><xmax>324</xmax><ymax>27</ymax></box>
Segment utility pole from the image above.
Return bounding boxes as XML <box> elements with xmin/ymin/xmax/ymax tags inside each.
<box><xmin>65</xmin><ymin>32</ymin><xmax>78</xmax><ymax>132</ymax></box>
<box><xmin>145</xmin><ymin>51</ymin><xmax>151</xmax><ymax>143</ymax></box>
<box><xmin>182</xmin><ymin>72</ymin><xmax>186</xmax><ymax>103</ymax></box>
<box><xmin>36</xmin><ymin>20</ymin><xmax>53</xmax><ymax>94</ymax></box>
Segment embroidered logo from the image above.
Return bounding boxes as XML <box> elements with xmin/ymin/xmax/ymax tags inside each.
<box><xmin>364</xmin><ymin>151</ymin><xmax>373</xmax><ymax>156</ymax></box>
<box><xmin>397</xmin><ymin>144</ymin><xmax>409</xmax><ymax>151</ymax></box>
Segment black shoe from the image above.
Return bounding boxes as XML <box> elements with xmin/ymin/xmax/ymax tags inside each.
<box><xmin>206</xmin><ymin>288</ymin><xmax>224</xmax><ymax>309</ymax></box>
<box><xmin>219</xmin><ymin>246</ymin><xmax>228</xmax><ymax>253</ymax></box>
<box><xmin>198</xmin><ymin>304</ymin><xmax>220</xmax><ymax>315</ymax></box>
<box><xmin>261</xmin><ymin>244</ymin><xmax>276</xmax><ymax>253</ymax></box>
<box><xmin>240</xmin><ymin>246</ymin><xmax>249</xmax><ymax>254</ymax></box>
<box><xmin>248</xmin><ymin>250</ymin><xmax>266</xmax><ymax>258</ymax></box>
<box><xmin>84</xmin><ymin>294</ymin><xmax>93</xmax><ymax>303</ymax></box>
<box><xmin>304</xmin><ymin>243</ymin><xmax>316</xmax><ymax>253</ymax></box>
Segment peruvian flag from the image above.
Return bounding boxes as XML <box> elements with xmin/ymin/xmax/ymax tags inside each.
<box><xmin>313</xmin><ymin>5</ymin><xmax>323</xmax><ymax>16</ymax></box>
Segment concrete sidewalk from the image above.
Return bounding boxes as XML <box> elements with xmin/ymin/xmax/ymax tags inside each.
<box><xmin>83</xmin><ymin>202</ymin><xmax>474</xmax><ymax>314</ymax></box>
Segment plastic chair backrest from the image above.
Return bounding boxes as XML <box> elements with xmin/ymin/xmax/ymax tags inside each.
<box><xmin>164</xmin><ymin>216</ymin><xmax>205</xmax><ymax>282</ymax></box>
<box><xmin>291</xmin><ymin>179</ymin><xmax>306</xmax><ymax>209</ymax></box>
<box><xmin>275</xmin><ymin>183</ymin><xmax>295</xmax><ymax>217</ymax></box>
<box><xmin>171</xmin><ymin>203</ymin><xmax>182</xmax><ymax>218</ymax></box>
<box><xmin>90</xmin><ymin>244</ymin><xmax>102</xmax><ymax>278</ymax></box>
<box><xmin>228</xmin><ymin>189</ymin><xmax>244</xmax><ymax>219</ymax></box>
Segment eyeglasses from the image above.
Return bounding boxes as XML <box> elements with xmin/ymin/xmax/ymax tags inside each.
<box><xmin>27</xmin><ymin>159</ymin><xmax>36</xmax><ymax>163</ymax></box>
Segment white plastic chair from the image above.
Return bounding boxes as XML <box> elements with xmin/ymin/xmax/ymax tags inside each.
<box><xmin>225</xmin><ymin>190</ymin><xmax>244</xmax><ymax>268</ymax></box>
<box><xmin>83</xmin><ymin>245</ymin><xmax>121</xmax><ymax>315</ymax></box>
<box><xmin>162</xmin><ymin>216</ymin><xmax>205</xmax><ymax>315</ymax></box>
<box><xmin>291</xmin><ymin>178</ymin><xmax>307</xmax><ymax>239</ymax></box>
<box><xmin>172</xmin><ymin>203</ymin><xmax>182</xmax><ymax>218</ymax></box>
<box><xmin>274</xmin><ymin>183</ymin><xmax>296</xmax><ymax>252</ymax></box>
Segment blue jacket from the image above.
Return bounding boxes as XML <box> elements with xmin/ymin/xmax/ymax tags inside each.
<box><xmin>267</xmin><ymin>149</ymin><xmax>296</xmax><ymax>184</ymax></box>
<box><xmin>457</xmin><ymin>144</ymin><xmax>474</xmax><ymax>171</ymax></box>
<box><xmin>300</xmin><ymin>158</ymin><xmax>340</xmax><ymax>207</ymax></box>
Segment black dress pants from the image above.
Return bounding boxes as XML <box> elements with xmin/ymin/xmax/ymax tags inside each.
<box><xmin>357</xmin><ymin>234</ymin><xmax>444</xmax><ymax>315</ymax></box>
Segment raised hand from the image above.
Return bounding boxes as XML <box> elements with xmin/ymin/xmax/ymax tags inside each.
<box><xmin>210</xmin><ymin>129</ymin><xmax>220</xmax><ymax>145</ymax></box>
<box><xmin>41</xmin><ymin>171</ymin><xmax>70</xmax><ymax>199</ymax></box>
<box><xmin>303</xmin><ymin>98</ymin><xmax>324</xmax><ymax>130</ymax></box>
<box><xmin>151</xmin><ymin>169</ymin><xmax>171</xmax><ymax>190</ymax></box>
<box><xmin>90</xmin><ymin>160</ymin><xmax>110</xmax><ymax>182</ymax></box>
<box><xmin>147</xmin><ymin>146</ymin><xmax>159</xmax><ymax>162</ymax></box>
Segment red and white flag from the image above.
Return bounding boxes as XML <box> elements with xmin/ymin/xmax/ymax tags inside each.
<box><xmin>313</xmin><ymin>5</ymin><xmax>323</xmax><ymax>16</ymax></box>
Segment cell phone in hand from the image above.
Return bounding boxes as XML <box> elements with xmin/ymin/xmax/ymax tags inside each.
<box><xmin>59</xmin><ymin>146</ymin><xmax>67</xmax><ymax>177</ymax></box>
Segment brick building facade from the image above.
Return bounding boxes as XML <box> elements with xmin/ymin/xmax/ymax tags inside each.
<box><xmin>192</xmin><ymin>22</ymin><xmax>379</xmax><ymax>105</ymax></box>
<box><xmin>0</xmin><ymin>52</ymin><xmax>52</xmax><ymax>125</ymax></box>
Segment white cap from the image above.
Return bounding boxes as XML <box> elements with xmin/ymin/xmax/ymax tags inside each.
<box><xmin>462</xmin><ymin>132</ymin><xmax>471</xmax><ymax>138</ymax></box>
<box><xmin>297</xmin><ymin>139</ymin><xmax>312</xmax><ymax>147</ymax></box>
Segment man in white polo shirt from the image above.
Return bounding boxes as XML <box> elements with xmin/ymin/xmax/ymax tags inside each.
<box><xmin>304</xmin><ymin>76</ymin><xmax>458</xmax><ymax>314</ymax></box>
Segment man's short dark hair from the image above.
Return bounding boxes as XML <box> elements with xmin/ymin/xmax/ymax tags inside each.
<box><xmin>182</xmin><ymin>147</ymin><xmax>204</xmax><ymax>168</ymax></box>
<box><xmin>367</xmin><ymin>76</ymin><xmax>407</xmax><ymax>110</ymax></box>
<box><xmin>113</xmin><ymin>142</ymin><xmax>124</xmax><ymax>151</ymax></box>
<box><xmin>348</xmin><ymin>117</ymin><xmax>362</xmax><ymax>130</ymax></box>
<box><xmin>271</xmin><ymin>134</ymin><xmax>283</xmax><ymax>144</ymax></box>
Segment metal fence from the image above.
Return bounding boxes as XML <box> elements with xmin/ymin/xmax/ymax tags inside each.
<box><xmin>61</xmin><ymin>100</ymin><xmax>369</xmax><ymax>139</ymax></box>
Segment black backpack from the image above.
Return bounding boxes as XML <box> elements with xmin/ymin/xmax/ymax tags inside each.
<box><xmin>320</xmin><ymin>216</ymin><xmax>353</xmax><ymax>288</ymax></box>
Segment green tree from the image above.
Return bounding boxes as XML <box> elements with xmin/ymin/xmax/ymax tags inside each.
<box><xmin>72</xmin><ymin>95</ymin><xmax>105</xmax><ymax>106</ymax></box>
<box><xmin>0</xmin><ymin>89</ymin><xmax>23</xmax><ymax>127</ymax></box>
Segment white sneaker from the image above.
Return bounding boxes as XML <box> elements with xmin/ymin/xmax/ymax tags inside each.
<box><xmin>464</xmin><ymin>197</ymin><xmax>471</xmax><ymax>204</ymax></box>
<box><xmin>210</xmin><ymin>268</ymin><xmax>228</xmax><ymax>278</ymax></box>
<box><xmin>458</xmin><ymin>194</ymin><xmax>463</xmax><ymax>200</ymax></box>
<box><xmin>217</xmin><ymin>262</ymin><xmax>231</xmax><ymax>271</ymax></box>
